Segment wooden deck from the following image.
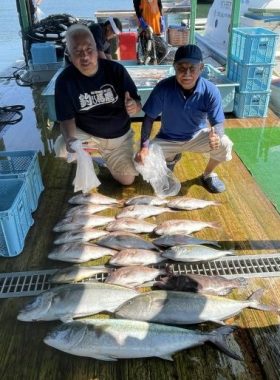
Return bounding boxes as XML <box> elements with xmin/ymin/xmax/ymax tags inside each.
<box><xmin>0</xmin><ymin>79</ymin><xmax>280</xmax><ymax>379</ymax></box>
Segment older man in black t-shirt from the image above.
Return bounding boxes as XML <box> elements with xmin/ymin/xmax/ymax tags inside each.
<box><xmin>54</xmin><ymin>24</ymin><xmax>141</xmax><ymax>185</ymax></box>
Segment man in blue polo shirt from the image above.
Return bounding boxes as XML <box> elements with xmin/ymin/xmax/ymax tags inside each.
<box><xmin>135</xmin><ymin>44</ymin><xmax>233</xmax><ymax>193</ymax></box>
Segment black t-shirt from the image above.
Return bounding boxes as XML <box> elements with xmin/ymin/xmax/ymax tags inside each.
<box><xmin>55</xmin><ymin>59</ymin><xmax>141</xmax><ymax>138</ymax></box>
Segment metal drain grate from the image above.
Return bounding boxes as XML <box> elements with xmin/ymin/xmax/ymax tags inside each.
<box><xmin>1</xmin><ymin>253</ymin><xmax>280</xmax><ymax>298</ymax></box>
<box><xmin>0</xmin><ymin>269</ymin><xmax>56</xmax><ymax>298</ymax></box>
<box><xmin>169</xmin><ymin>253</ymin><xmax>280</xmax><ymax>279</ymax></box>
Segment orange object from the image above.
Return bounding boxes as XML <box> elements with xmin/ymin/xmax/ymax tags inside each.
<box><xmin>119</xmin><ymin>32</ymin><xmax>137</xmax><ymax>60</ymax></box>
<box><xmin>139</xmin><ymin>0</ymin><xmax>162</xmax><ymax>35</ymax></box>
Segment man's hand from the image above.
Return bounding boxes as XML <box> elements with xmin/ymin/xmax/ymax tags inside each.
<box><xmin>209</xmin><ymin>127</ymin><xmax>220</xmax><ymax>150</ymax></box>
<box><xmin>135</xmin><ymin>147</ymin><xmax>149</xmax><ymax>165</ymax></box>
<box><xmin>66</xmin><ymin>137</ymin><xmax>78</xmax><ymax>153</ymax></box>
<box><xmin>125</xmin><ymin>91</ymin><xmax>140</xmax><ymax>116</ymax></box>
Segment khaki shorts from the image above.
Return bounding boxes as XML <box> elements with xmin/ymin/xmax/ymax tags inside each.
<box><xmin>154</xmin><ymin>128</ymin><xmax>233</xmax><ymax>162</ymax></box>
<box><xmin>54</xmin><ymin>128</ymin><xmax>138</xmax><ymax>176</ymax></box>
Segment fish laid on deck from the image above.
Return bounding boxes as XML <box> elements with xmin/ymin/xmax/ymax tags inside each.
<box><xmin>116</xmin><ymin>205</ymin><xmax>174</xmax><ymax>219</ymax></box>
<box><xmin>162</xmin><ymin>244</ymin><xmax>234</xmax><ymax>262</ymax></box>
<box><xmin>96</xmin><ymin>231</ymin><xmax>158</xmax><ymax>251</ymax></box>
<box><xmin>53</xmin><ymin>229</ymin><xmax>109</xmax><ymax>245</ymax></box>
<box><xmin>49</xmin><ymin>265</ymin><xmax>110</xmax><ymax>283</ymax></box>
<box><xmin>154</xmin><ymin>219</ymin><xmax>220</xmax><ymax>235</ymax></box>
<box><xmin>53</xmin><ymin>215</ymin><xmax>115</xmax><ymax>232</ymax></box>
<box><xmin>68</xmin><ymin>193</ymin><xmax>121</xmax><ymax>205</ymax></box>
<box><xmin>48</xmin><ymin>242</ymin><xmax>117</xmax><ymax>263</ymax></box>
<box><xmin>17</xmin><ymin>283</ymin><xmax>139</xmax><ymax>322</ymax></box>
<box><xmin>114</xmin><ymin>289</ymin><xmax>279</xmax><ymax>325</ymax></box>
<box><xmin>167</xmin><ymin>197</ymin><xmax>221</xmax><ymax>210</ymax></box>
<box><xmin>109</xmin><ymin>249</ymin><xmax>165</xmax><ymax>266</ymax></box>
<box><xmin>106</xmin><ymin>218</ymin><xmax>157</xmax><ymax>233</ymax></box>
<box><xmin>153</xmin><ymin>234</ymin><xmax>221</xmax><ymax>248</ymax></box>
<box><xmin>105</xmin><ymin>265</ymin><xmax>167</xmax><ymax>288</ymax></box>
<box><xmin>154</xmin><ymin>274</ymin><xmax>248</xmax><ymax>295</ymax></box>
<box><xmin>44</xmin><ymin>319</ymin><xmax>241</xmax><ymax>361</ymax></box>
<box><xmin>124</xmin><ymin>195</ymin><xmax>168</xmax><ymax>206</ymax></box>
<box><xmin>65</xmin><ymin>204</ymin><xmax>114</xmax><ymax>218</ymax></box>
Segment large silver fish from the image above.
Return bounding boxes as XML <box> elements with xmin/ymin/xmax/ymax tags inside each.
<box><xmin>125</xmin><ymin>195</ymin><xmax>168</xmax><ymax>206</ymax></box>
<box><xmin>44</xmin><ymin>319</ymin><xmax>241</xmax><ymax>360</ymax></box>
<box><xmin>96</xmin><ymin>231</ymin><xmax>158</xmax><ymax>251</ymax></box>
<box><xmin>162</xmin><ymin>244</ymin><xmax>234</xmax><ymax>262</ymax></box>
<box><xmin>154</xmin><ymin>219</ymin><xmax>219</xmax><ymax>235</ymax></box>
<box><xmin>106</xmin><ymin>218</ymin><xmax>156</xmax><ymax>234</ymax></box>
<box><xmin>115</xmin><ymin>289</ymin><xmax>279</xmax><ymax>325</ymax></box>
<box><xmin>49</xmin><ymin>265</ymin><xmax>110</xmax><ymax>283</ymax></box>
<box><xmin>53</xmin><ymin>229</ymin><xmax>108</xmax><ymax>245</ymax></box>
<box><xmin>68</xmin><ymin>193</ymin><xmax>120</xmax><ymax>205</ymax></box>
<box><xmin>109</xmin><ymin>249</ymin><xmax>165</xmax><ymax>266</ymax></box>
<box><xmin>153</xmin><ymin>234</ymin><xmax>221</xmax><ymax>248</ymax></box>
<box><xmin>116</xmin><ymin>205</ymin><xmax>174</xmax><ymax>219</ymax></box>
<box><xmin>65</xmin><ymin>204</ymin><xmax>113</xmax><ymax>218</ymax></box>
<box><xmin>167</xmin><ymin>197</ymin><xmax>220</xmax><ymax>211</ymax></box>
<box><xmin>53</xmin><ymin>215</ymin><xmax>115</xmax><ymax>232</ymax></box>
<box><xmin>48</xmin><ymin>242</ymin><xmax>117</xmax><ymax>263</ymax></box>
<box><xmin>154</xmin><ymin>274</ymin><xmax>247</xmax><ymax>295</ymax></box>
<box><xmin>17</xmin><ymin>283</ymin><xmax>139</xmax><ymax>322</ymax></box>
<box><xmin>105</xmin><ymin>265</ymin><xmax>167</xmax><ymax>287</ymax></box>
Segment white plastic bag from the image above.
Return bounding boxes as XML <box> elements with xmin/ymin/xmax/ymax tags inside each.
<box><xmin>69</xmin><ymin>140</ymin><xmax>101</xmax><ymax>193</ymax></box>
<box><xmin>134</xmin><ymin>143</ymin><xmax>181</xmax><ymax>198</ymax></box>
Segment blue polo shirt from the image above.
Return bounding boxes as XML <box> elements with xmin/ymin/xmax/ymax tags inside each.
<box><xmin>142</xmin><ymin>76</ymin><xmax>224</xmax><ymax>141</ymax></box>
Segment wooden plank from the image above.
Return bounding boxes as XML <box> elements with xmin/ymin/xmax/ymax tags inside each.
<box><xmin>1</xmin><ymin>94</ymin><xmax>280</xmax><ymax>378</ymax></box>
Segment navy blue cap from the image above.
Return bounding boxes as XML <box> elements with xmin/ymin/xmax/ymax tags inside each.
<box><xmin>174</xmin><ymin>44</ymin><xmax>203</xmax><ymax>64</ymax></box>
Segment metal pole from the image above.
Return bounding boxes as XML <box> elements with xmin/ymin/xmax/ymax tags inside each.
<box><xmin>227</xmin><ymin>0</ymin><xmax>241</xmax><ymax>71</ymax></box>
<box><xmin>190</xmin><ymin>0</ymin><xmax>197</xmax><ymax>44</ymax></box>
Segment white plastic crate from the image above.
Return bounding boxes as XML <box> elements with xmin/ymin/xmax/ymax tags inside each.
<box><xmin>0</xmin><ymin>178</ymin><xmax>34</xmax><ymax>257</ymax></box>
<box><xmin>0</xmin><ymin>151</ymin><xmax>44</xmax><ymax>212</ymax></box>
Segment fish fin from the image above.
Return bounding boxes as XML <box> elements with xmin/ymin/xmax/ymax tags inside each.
<box><xmin>210</xmin><ymin>221</ymin><xmax>221</xmax><ymax>229</ymax></box>
<box><xmin>93</xmin><ymin>354</ymin><xmax>118</xmax><ymax>361</ymax></box>
<box><xmin>207</xmin><ymin>325</ymin><xmax>242</xmax><ymax>361</ymax></box>
<box><xmin>235</xmin><ymin>277</ymin><xmax>248</xmax><ymax>287</ymax></box>
<box><xmin>248</xmin><ymin>288</ymin><xmax>280</xmax><ymax>312</ymax></box>
<box><xmin>209</xmin><ymin>319</ymin><xmax>226</xmax><ymax>325</ymax></box>
<box><xmin>157</xmin><ymin>354</ymin><xmax>174</xmax><ymax>361</ymax></box>
<box><xmin>60</xmin><ymin>315</ymin><xmax>74</xmax><ymax>323</ymax></box>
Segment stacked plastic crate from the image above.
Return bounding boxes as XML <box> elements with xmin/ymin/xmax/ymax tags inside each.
<box><xmin>227</xmin><ymin>27</ymin><xmax>279</xmax><ymax>118</ymax></box>
<box><xmin>0</xmin><ymin>151</ymin><xmax>44</xmax><ymax>257</ymax></box>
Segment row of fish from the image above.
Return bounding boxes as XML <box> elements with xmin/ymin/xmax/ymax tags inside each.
<box><xmin>48</xmin><ymin>241</ymin><xmax>233</xmax><ymax>264</ymax></box>
<box><xmin>19</xmin><ymin>192</ymin><xmax>246</xmax><ymax>361</ymax></box>
<box><xmin>18</xmin><ymin>282</ymin><xmax>278</xmax><ymax>326</ymax></box>
<box><xmin>18</xmin><ymin>281</ymin><xmax>279</xmax><ymax>360</ymax></box>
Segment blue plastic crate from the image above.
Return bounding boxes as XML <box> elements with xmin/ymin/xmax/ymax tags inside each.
<box><xmin>230</xmin><ymin>27</ymin><xmax>279</xmax><ymax>64</ymax></box>
<box><xmin>234</xmin><ymin>90</ymin><xmax>271</xmax><ymax>118</ymax></box>
<box><xmin>0</xmin><ymin>151</ymin><xmax>44</xmax><ymax>212</ymax></box>
<box><xmin>0</xmin><ymin>179</ymin><xmax>34</xmax><ymax>257</ymax></box>
<box><xmin>31</xmin><ymin>42</ymin><xmax>57</xmax><ymax>65</ymax></box>
<box><xmin>227</xmin><ymin>59</ymin><xmax>274</xmax><ymax>91</ymax></box>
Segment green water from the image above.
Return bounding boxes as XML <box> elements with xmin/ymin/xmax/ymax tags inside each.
<box><xmin>227</xmin><ymin>127</ymin><xmax>280</xmax><ymax>212</ymax></box>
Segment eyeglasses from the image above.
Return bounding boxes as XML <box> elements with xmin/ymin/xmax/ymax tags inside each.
<box><xmin>71</xmin><ymin>47</ymin><xmax>97</xmax><ymax>58</ymax></box>
<box><xmin>175</xmin><ymin>64</ymin><xmax>201</xmax><ymax>74</ymax></box>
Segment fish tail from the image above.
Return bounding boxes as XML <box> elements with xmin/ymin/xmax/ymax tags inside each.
<box><xmin>248</xmin><ymin>289</ymin><xmax>280</xmax><ymax>312</ymax></box>
<box><xmin>207</xmin><ymin>326</ymin><xmax>242</xmax><ymax>360</ymax></box>
<box><xmin>209</xmin><ymin>221</ymin><xmax>221</xmax><ymax>229</ymax></box>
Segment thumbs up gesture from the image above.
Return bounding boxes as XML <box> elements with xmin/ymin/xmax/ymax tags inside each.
<box><xmin>125</xmin><ymin>91</ymin><xmax>139</xmax><ymax>116</ymax></box>
<box><xmin>209</xmin><ymin>126</ymin><xmax>220</xmax><ymax>150</ymax></box>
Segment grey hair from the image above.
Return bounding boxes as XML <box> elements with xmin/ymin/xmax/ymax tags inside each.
<box><xmin>66</xmin><ymin>23</ymin><xmax>96</xmax><ymax>49</ymax></box>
